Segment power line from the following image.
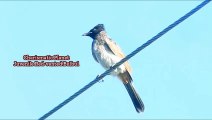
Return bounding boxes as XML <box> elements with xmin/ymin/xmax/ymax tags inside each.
<box><xmin>39</xmin><ymin>0</ymin><xmax>211</xmax><ymax>119</ymax></box>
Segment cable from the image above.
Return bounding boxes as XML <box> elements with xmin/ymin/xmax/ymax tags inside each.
<box><xmin>39</xmin><ymin>0</ymin><xmax>211</xmax><ymax>119</ymax></box>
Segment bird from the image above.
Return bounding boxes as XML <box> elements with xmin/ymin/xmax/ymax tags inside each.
<box><xmin>82</xmin><ymin>24</ymin><xmax>144</xmax><ymax>113</ymax></box>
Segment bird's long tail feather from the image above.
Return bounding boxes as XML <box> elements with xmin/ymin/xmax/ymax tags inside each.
<box><xmin>118</xmin><ymin>72</ymin><xmax>144</xmax><ymax>113</ymax></box>
<box><xmin>124</xmin><ymin>82</ymin><xmax>144</xmax><ymax>113</ymax></box>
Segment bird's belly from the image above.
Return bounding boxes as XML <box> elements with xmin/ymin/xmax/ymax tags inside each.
<box><xmin>94</xmin><ymin>46</ymin><xmax>126</xmax><ymax>75</ymax></box>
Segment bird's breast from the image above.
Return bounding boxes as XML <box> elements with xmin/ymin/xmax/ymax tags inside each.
<box><xmin>93</xmin><ymin>41</ymin><xmax>126</xmax><ymax>75</ymax></box>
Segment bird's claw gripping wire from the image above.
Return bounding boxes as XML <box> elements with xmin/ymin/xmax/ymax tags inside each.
<box><xmin>109</xmin><ymin>65</ymin><xmax>116</xmax><ymax>74</ymax></box>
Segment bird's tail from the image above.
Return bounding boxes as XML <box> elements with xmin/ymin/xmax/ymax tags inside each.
<box><xmin>118</xmin><ymin>72</ymin><xmax>145</xmax><ymax>113</ymax></box>
<box><xmin>124</xmin><ymin>82</ymin><xmax>145</xmax><ymax>113</ymax></box>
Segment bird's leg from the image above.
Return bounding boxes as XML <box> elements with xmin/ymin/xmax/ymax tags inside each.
<box><xmin>109</xmin><ymin>65</ymin><xmax>116</xmax><ymax>75</ymax></box>
<box><xmin>96</xmin><ymin>74</ymin><xmax>104</xmax><ymax>83</ymax></box>
<box><xmin>109</xmin><ymin>65</ymin><xmax>113</xmax><ymax>69</ymax></box>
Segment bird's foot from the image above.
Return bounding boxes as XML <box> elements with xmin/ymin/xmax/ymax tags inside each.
<box><xmin>108</xmin><ymin>65</ymin><xmax>115</xmax><ymax>74</ymax></box>
<box><xmin>110</xmin><ymin>65</ymin><xmax>114</xmax><ymax>69</ymax></box>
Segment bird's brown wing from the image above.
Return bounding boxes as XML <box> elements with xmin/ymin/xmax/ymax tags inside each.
<box><xmin>104</xmin><ymin>37</ymin><xmax>132</xmax><ymax>73</ymax></box>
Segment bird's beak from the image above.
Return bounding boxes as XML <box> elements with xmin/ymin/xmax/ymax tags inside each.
<box><xmin>82</xmin><ymin>32</ymin><xmax>91</xmax><ymax>36</ymax></box>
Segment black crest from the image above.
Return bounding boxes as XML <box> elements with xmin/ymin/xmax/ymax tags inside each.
<box><xmin>83</xmin><ymin>24</ymin><xmax>105</xmax><ymax>39</ymax></box>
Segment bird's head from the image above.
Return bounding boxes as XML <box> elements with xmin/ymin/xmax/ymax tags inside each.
<box><xmin>82</xmin><ymin>24</ymin><xmax>105</xmax><ymax>39</ymax></box>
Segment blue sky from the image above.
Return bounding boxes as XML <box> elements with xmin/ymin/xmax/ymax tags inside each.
<box><xmin>0</xmin><ymin>1</ymin><xmax>212</xmax><ymax>119</ymax></box>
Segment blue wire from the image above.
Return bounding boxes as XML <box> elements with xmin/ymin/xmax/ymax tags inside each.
<box><xmin>39</xmin><ymin>0</ymin><xmax>211</xmax><ymax>119</ymax></box>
